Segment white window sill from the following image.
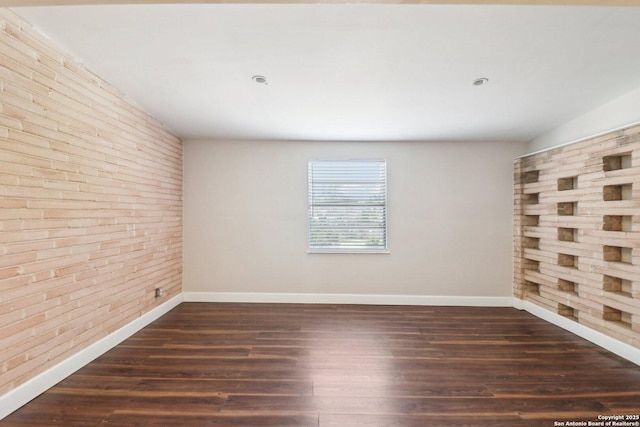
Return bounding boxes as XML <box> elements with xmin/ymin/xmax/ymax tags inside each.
<box><xmin>308</xmin><ymin>249</ymin><xmax>390</xmax><ymax>254</ymax></box>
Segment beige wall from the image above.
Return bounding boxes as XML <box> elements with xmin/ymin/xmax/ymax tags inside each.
<box><xmin>0</xmin><ymin>9</ymin><xmax>182</xmax><ymax>396</ymax></box>
<box><xmin>184</xmin><ymin>139</ymin><xmax>523</xmax><ymax>297</ymax></box>
<box><xmin>527</xmin><ymin>86</ymin><xmax>640</xmax><ymax>155</ymax></box>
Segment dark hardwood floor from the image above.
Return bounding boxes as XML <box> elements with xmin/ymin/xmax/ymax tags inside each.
<box><xmin>3</xmin><ymin>303</ymin><xmax>640</xmax><ymax>426</ymax></box>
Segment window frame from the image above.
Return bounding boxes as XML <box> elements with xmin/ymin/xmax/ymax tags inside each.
<box><xmin>307</xmin><ymin>159</ymin><xmax>389</xmax><ymax>254</ymax></box>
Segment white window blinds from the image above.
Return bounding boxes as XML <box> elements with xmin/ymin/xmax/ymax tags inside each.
<box><xmin>308</xmin><ymin>160</ymin><xmax>387</xmax><ymax>253</ymax></box>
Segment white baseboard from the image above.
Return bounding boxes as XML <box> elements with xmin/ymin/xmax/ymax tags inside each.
<box><xmin>0</xmin><ymin>294</ymin><xmax>183</xmax><ymax>421</ymax></box>
<box><xmin>516</xmin><ymin>299</ymin><xmax>640</xmax><ymax>366</ymax></box>
<box><xmin>183</xmin><ymin>291</ymin><xmax>514</xmax><ymax>307</ymax></box>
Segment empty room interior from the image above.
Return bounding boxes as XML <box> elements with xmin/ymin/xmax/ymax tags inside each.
<box><xmin>1</xmin><ymin>0</ymin><xmax>640</xmax><ymax>425</ymax></box>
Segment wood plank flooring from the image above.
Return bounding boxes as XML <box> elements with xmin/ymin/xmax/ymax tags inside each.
<box><xmin>3</xmin><ymin>303</ymin><xmax>640</xmax><ymax>426</ymax></box>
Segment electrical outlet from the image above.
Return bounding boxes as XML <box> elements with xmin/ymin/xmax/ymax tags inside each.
<box><xmin>155</xmin><ymin>287</ymin><xmax>163</xmax><ymax>298</ymax></box>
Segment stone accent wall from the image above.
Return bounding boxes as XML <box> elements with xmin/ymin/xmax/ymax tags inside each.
<box><xmin>514</xmin><ymin>124</ymin><xmax>639</xmax><ymax>348</ymax></box>
<box><xmin>0</xmin><ymin>9</ymin><xmax>182</xmax><ymax>396</ymax></box>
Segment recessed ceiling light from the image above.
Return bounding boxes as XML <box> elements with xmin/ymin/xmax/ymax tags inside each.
<box><xmin>252</xmin><ymin>75</ymin><xmax>268</xmax><ymax>85</ymax></box>
<box><xmin>473</xmin><ymin>77</ymin><xmax>489</xmax><ymax>86</ymax></box>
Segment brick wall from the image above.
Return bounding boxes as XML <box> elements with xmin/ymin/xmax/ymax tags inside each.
<box><xmin>514</xmin><ymin>124</ymin><xmax>639</xmax><ymax>348</ymax></box>
<box><xmin>0</xmin><ymin>9</ymin><xmax>182</xmax><ymax>396</ymax></box>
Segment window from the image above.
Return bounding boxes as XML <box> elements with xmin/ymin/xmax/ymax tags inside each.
<box><xmin>308</xmin><ymin>160</ymin><xmax>388</xmax><ymax>253</ymax></box>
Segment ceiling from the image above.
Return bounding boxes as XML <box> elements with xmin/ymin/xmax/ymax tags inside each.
<box><xmin>12</xmin><ymin>3</ymin><xmax>640</xmax><ymax>142</ymax></box>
